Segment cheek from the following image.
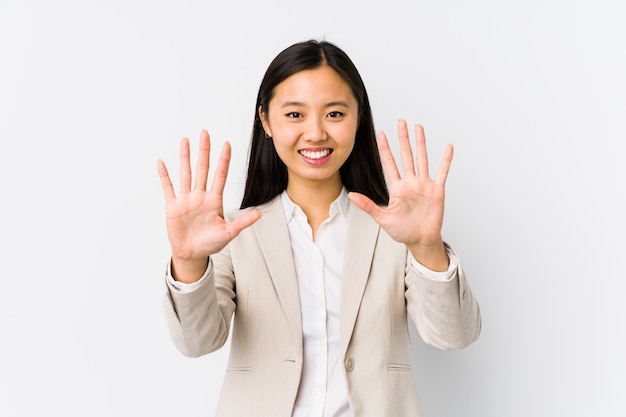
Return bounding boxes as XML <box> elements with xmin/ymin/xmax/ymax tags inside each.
<box><xmin>269</xmin><ymin>122</ymin><xmax>299</xmax><ymax>143</ymax></box>
<box><xmin>336</xmin><ymin>128</ymin><xmax>357</xmax><ymax>153</ymax></box>
<box><xmin>270</xmin><ymin>138</ymin><xmax>294</xmax><ymax>163</ymax></box>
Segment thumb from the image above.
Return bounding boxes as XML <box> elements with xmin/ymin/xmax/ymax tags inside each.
<box><xmin>228</xmin><ymin>209</ymin><xmax>262</xmax><ymax>236</ymax></box>
<box><xmin>348</xmin><ymin>192</ymin><xmax>384</xmax><ymax>221</ymax></box>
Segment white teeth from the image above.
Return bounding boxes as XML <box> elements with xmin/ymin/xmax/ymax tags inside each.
<box><xmin>300</xmin><ymin>149</ymin><xmax>331</xmax><ymax>160</ymax></box>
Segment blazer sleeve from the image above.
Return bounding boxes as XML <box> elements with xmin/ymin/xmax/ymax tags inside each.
<box><xmin>405</xmin><ymin>244</ymin><xmax>481</xmax><ymax>350</ymax></box>
<box><xmin>163</xmin><ymin>244</ymin><xmax>236</xmax><ymax>358</ymax></box>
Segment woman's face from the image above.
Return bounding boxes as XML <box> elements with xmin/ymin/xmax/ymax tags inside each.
<box><xmin>260</xmin><ymin>65</ymin><xmax>359</xmax><ymax>191</ymax></box>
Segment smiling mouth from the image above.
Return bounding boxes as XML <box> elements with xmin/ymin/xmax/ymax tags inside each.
<box><xmin>298</xmin><ymin>149</ymin><xmax>333</xmax><ymax>160</ymax></box>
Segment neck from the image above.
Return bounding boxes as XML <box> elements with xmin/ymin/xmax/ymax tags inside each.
<box><xmin>286</xmin><ymin>177</ymin><xmax>343</xmax><ymax>240</ymax></box>
<box><xmin>286</xmin><ymin>177</ymin><xmax>343</xmax><ymax>213</ymax></box>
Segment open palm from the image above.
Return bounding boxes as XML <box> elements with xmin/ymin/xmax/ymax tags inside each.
<box><xmin>349</xmin><ymin>120</ymin><xmax>452</xmax><ymax>269</ymax></box>
<box><xmin>157</xmin><ymin>130</ymin><xmax>260</xmax><ymax>274</ymax></box>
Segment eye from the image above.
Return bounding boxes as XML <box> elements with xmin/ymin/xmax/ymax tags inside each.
<box><xmin>327</xmin><ymin>111</ymin><xmax>344</xmax><ymax>118</ymax></box>
<box><xmin>286</xmin><ymin>112</ymin><xmax>302</xmax><ymax>118</ymax></box>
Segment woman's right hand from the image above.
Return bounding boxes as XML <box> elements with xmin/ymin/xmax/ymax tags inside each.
<box><xmin>157</xmin><ymin>130</ymin><xmax>261</xmax><ymax>283</ymax></box>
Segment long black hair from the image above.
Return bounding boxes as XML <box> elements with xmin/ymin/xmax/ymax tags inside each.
<box><xmin>240</xmin><ymin>40</ymin><xmax>389</xmax><ymax>209</ymax></box>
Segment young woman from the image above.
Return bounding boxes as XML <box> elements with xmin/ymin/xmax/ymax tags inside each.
<box><xmin>157</xmin><ymin>40</ymin><xmax>481</xmax><ymax>417</ymax></box>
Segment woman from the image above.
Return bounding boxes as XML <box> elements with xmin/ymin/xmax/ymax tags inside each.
<box><xmin>157</xmin><ymin>40</ymin><xmax>481</xmax><ymax>417</ymax></box>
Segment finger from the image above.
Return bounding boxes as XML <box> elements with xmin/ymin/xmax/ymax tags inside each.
<box><xmin>397</xmin><ymin>119</ymin><xmax>416</xmax><ymax>177</ymax></box>
<box><xmin>156</xmin><ymin>159</ymin><xmax>176</xmax><ymax>202</ymax></box>
<box><xmin>377</xmin><ymin>131</ymin><xmax>401</xmax><ymax>182</ymax></box>
<box><xmin>179</xmin><ymin>137</ymin><xmax>192</xmax><ymax>193</ymax></box>
<box><xmin>209</xmin><ymin>142</ymin><xmax>231</xmax><ymax>197</ymax></box>
<box><xmin>435</xmin><ymin>144</ymin><xmax>454</xmax><ymax>185</ymax></box>
<box><xmin>194</xmin><ymin>130</ymin><xmax>211</xmax><ymax>191</ymax></box>
<box><xmin>228</xmin><ymin>209</ymin><xmax>262</xmax><ymax>236</ymax></box>
<box><xmin>414</xmin><ymin>124</ymin><xmax>430</xmax><ymax>178</ymax></box>
<box><xmin>348</xmin><ymin>192</ymin><xmax>385</xmax><ymax>222</ymax></box>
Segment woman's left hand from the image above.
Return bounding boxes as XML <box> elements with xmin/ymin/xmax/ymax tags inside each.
<box><xmin>349</xmin><ymin>119</ymin><xmax>452</xmax><ymax>271</ymax></box>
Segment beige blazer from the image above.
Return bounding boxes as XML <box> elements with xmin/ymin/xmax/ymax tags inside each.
<box><xmin>163</xmin><ymin>196</ymin><xmax>481</xmax><ymax>417</ymax></box>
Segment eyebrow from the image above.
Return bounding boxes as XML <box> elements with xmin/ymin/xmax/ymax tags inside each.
<box><xmin>280</xmin><ymin>100</ymin><xmax>351</xmax><ymax>108</ymax></box>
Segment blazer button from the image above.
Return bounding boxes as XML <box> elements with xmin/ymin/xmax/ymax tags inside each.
<box><xmin>344</xmin><ymin>358</ymin><xmax>354</xmax><ymax>372</ymax></box>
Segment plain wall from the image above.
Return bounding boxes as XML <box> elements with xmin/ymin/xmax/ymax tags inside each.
<box><xmin>1</xmin><ymin>0</ymin><xmax>625</xmax><ymax>416</ymax></box>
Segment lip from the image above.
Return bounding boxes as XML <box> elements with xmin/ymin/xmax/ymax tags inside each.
<box><xmin>298</xmin><ymin>147</ymin><xmax>334</xmax><ymax>166</ymax></box>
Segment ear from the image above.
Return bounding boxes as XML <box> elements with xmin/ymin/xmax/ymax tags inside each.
<box><xmin>258</xmin><ymin>105</ymin><xmax>272</xmax><ymax>137</ymax></box>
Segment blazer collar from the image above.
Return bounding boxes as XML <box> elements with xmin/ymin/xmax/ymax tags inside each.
<box><xmin>252</xmin><ymin>197</ymin><xmax>303</xmax><ymax>353</ymax></box>
<box><xmin>339</xmin><ymin>203</ymin><xmax>380</xmax><ymax>357</ymax></box>
<box><xmin>251</xmin><ymin>195</ymin><xmax>381</xmax><ymax>359</ymax></box>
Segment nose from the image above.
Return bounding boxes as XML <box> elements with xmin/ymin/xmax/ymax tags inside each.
<box><xmin>302</xmin><ymin>116</ymin><xmax>327</xmax><ymax>142</ymax></box>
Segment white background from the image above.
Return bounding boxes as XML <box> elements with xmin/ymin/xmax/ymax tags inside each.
<box><xmin>1</xmin><ymin>0</ymin><xmax>625</xmax><ymax>416</ymax></box>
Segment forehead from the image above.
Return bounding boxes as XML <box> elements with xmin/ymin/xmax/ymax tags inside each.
<box><xmin>271</xmin><ymin>66</ymin><xmax>357</xmax><ymax>105</ymax></box>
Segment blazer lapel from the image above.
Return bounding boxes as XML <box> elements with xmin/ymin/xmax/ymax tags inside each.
<box><xmin>252</xmin><ymin>197</ymin><xmax>303</xmax><ymax>351</ymax></box>
<box><xmin>339</xmin><ymin>204</ymin><xmax>380</xmax><ymax>357</ymax></box>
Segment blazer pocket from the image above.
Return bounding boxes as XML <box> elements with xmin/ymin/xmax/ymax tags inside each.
<box><xmin>225</xmin><ymin>366</ymin><xmax>253</xmax><ymax>374</ymax></box>
<box><xmin>388</xmin><ymin>363</ymin><xmax>412</xmax><ymax>372</ymax></box>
